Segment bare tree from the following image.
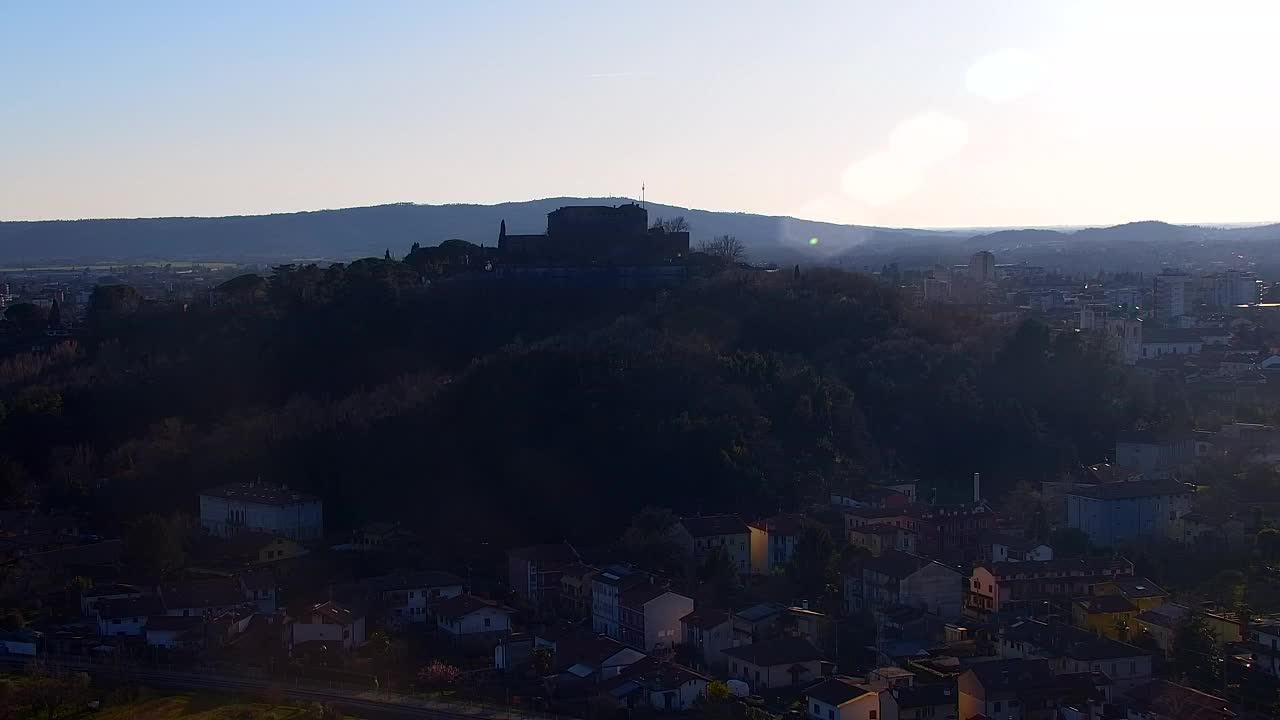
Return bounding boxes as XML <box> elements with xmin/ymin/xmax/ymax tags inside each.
<box><xmin>698</xmin><ymin>235</ymin><xmax>746</xmax><ymax>264</ymax></box>
<box><xmin>650</xmin><ymin>216</ymin><xmax>690</xmax><ymax>233</ymax></box>
<box><xmin>20</xmin><ymin>662</ymin><xmax>89</xmax><ymax>720</ymax></box>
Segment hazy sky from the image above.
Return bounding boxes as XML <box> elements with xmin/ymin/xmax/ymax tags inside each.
<box><xmin>3</xmin><ymin>1</ymin><xmax>1277</xmax><ymax>228</ymax></box>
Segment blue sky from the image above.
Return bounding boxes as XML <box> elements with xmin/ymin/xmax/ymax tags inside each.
<box><xmin>2</xmin><ymin>1</ymin><xmax>1277</xmax><ymax>227</ymax></box>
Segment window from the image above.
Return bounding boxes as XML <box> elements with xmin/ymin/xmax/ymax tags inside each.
<box><xmin>1129</xmin><ymin>661</ymin><xmax>1136</xmax><ymax>674</ymax></box>
<box><xmin>993</xmin><ymin>702</ymin><xmax>1001</xmax><ymax>712</ymax></box>
<box><xmin>813</xmin><ymin>704</ymin><xmax>820</xmax><ymax>715</ymax></box>
<box><xmin>827</xmin><ymin>710</ymin><xmax>833</xmax><ymax>720</ymax></box>
<box><xmin>869</xmin><ymin>712</ymin><xmax>876</xmax><ymax>720</ymax></box>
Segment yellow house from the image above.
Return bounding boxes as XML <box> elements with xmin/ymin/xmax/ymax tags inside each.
<box><xmin>1136</xmin><ymin>604</ymin><xmax>1242</xmax><ymax>654</ymax></box>
<box><xmin>222</xmin><ymin>531</ymin><xmax>308</xmax><ymax>565</ymax></box>
<box><xmin>1073</xmin><ymin>595</ymin><xmax>1139</xmax><ymax>639</ymax></box>
<box><xmin>1094</xmin><ymin>577</ymin><xmax>1168</xmax><ymax>613</ymax></box>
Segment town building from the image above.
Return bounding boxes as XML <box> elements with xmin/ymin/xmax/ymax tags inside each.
<box><xmin>617</xmin><ymin>584</ymin><xmax>694</xmax><ymax>652</ymax></box>
<box><xmin>559</xmin><ymin>563</ymin><xmax>599</xmax><ymax>619</ymax></box>
<box><xmin>1064</xmin><ymin>479</ymin><xmax>1193</xmax><ymax>546</ymax></box>
<box><xmin>805</xmin><ymin>677</ymin><xmax>899</xmax><ymax>720</ymax></box>
<box><xmin>673</xmin><ymin>515</ymin><xmax>753</xmax><ymax>576</ymax></box>
<box><xmin>999</xmin><ymin>619</ymin><xmax>1154</xmax><ymax>690</ymax></box>
<box><xmin>592</xmin><ymin>565</ymin><xmax>647</xmax><ymax>639</ymax></box>
<box><xmin>1153</xmin><ymin>270</ymin><xmax>1193</xmax><ymax>325</ymax></box>
<box><xmin>965</xmin><ymin>557</ymin><xmax>1134</xmax><ymax>619</ymax></box>
<box><xmin>893</xmin><ymin>682</ymin><xmax>957</xmax><ymax>720</ymax></box>
<box><xmin>763</xmin><ymin>513</ymin><xmax>808</xmax><ymax>570</ymax></box>
<box><xmin>969</xmin><ymin>250</ymin><xmax>996</xmax><ymax>284</ymax></box>
<box><xmin>598</xmin><ymin>657</ymin><xmax>709</xmax><ymax>713</ymax></box>
<box><xmin>1113</xmin><ymin>433</ymin><xmax>1197</xmax><ymax>473</ymax></box>
<box><xmin>844</xmin><ymin>550</ymin><xmax>963</xmax><ymax>618</ymax></box>
<box><xmin>508</xmin><ymin>542</ymin><xmax>580</xmax><ymax>613</ymax></box>
<box><xmin>239</xmin><ymin>568</ymin><xmax>278</xmax><ymax>614</ymax></box>
<box><xmin>160</xmin><ymin>577</ymin><xmax>246</xmax><ymax>619</ymax></box>
<box><xmin>1245</xmin><ymin>617</ymin><xmax>1280</xmax><ymax>677</ymax></box>
<box><xmin>1139</xmin><ymin>328</ymin><xmax>1205</xmax><ymax>358</ymax></box>
<box><xmin>288</xmin><ymin>600</ymin><xmax>366</xmax><ymax>652</ymax></box>
<box><xmin>144</xmin><ymin>615</ymin><xmax>206</xmax><ymax>651</ymax></box>
<box><xmin>1071</xmin><ymin>595</ymin><xmax>1140</xmax><ymax>640</ymax></box>
<box><xmin>435</xmin><ymin>594</ymin><xmax>515</xmax><ymax>644</ymax></box>
<box><xmin>722</xmin><ymin>636</ymin><xmax>824</xmax><ymax>691</ymax></box>
<box><xmin>679</xmin><ymin>608</ymin><xmax>733</xmax><ymax>671</ymax></box>
<box><xmin>198</xmin><ymin>482</ymin><xmax>323</xmax><ymax>541</ymax></box>
<box><xmin>98</xmin><ymin>597</ymin><xmax>163</xmax><ymax>637</ymax></box>
<box><xmin>957</xmin><ymin>659</ymin><xmax>1108</xmax><ymax>720</ymax></box>
<box><xmin>363</xmin><ymin>570</ymin><xmax>464</xmax><ymax>627</ymax></box>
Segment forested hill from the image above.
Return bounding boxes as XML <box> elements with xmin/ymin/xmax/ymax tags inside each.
<box><xmin>0</xmin><ymin>198</ymin><xmax>961</xmax><ymax>265</ymax></box>
<box><xmin>0</xmin><ymin>262</ymin><xmax>1167</xmax><ymax>558</ymax></box>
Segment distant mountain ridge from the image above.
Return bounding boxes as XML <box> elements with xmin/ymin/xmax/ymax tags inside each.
<box><xmin>0</xmin><ymin>198</ymin><xmax>1276</xmax><ymax>266</ymax></box>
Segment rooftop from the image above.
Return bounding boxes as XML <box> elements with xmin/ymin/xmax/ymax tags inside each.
<box><xmin>162</xmin><ymin>577</ymin><xmax>244</xmax><ymax>610</ymax></box>
<box><xmin>805</xmin><ymin>678</ymin><xmax>870</xmax><ymax>707</ymax></box>
<box><xmin>1106</xmin><ymin>577</ymin><xmax>1168</xmax><ymax>599</ymax></box>
<box><xmin>1075</xmin><ymin>595</ymin><xmax>1138</xmax><ymax>615</ymax></box>
<box><xmin>679</xmin><ymin>514</ymin><xmax>750</xmax><ymax>537</ymax></box>
<box><xmin>434</xmin><ymin>593</ymin><xmax>511</xmax><ymax>620</ymax></box>
<box><xmin>721</xmin><ymin>636</ymin><xmax>823</xmax><ymax>667</ymax></box>
<box><xmin>680</xmin><ymin>608</ymin><xmax>731</xmax><ymax>630</ymax></box>
<box><xmin>199</xmin><ymin>482</ymin><xmax>320</xmax><ymax>506</ymax></box>
<box><xmin>363</xmin><ymin>570</ymin><xmax>463</xmax><ymax>593</ymax></box>
<box><xmin>1067</xmin><ymin>478</ymin><xmax>1193</xmax><ymax>500</ymax></box>
<box><xmin>894</xmin><ymin>683</ymin><xmax>956</xmax><ymax>709</ymax></box>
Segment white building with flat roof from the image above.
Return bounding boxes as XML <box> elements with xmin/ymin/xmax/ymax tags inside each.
<box><xmin>199</xmin><ymin>482</ymin><xmax>323</xmax><ymax>541</ymax></box>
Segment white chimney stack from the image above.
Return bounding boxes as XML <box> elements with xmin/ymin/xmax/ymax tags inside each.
<box><xmin>973</xmin><ymin>473</ymin><xmax>981</xmax><ymax>503</ymax></box>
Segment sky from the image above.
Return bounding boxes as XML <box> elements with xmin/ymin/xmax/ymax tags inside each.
<box><xmin>2</xmin><ymin>0</ymin><xmax>1278</xmax><ymax>228</ymax></box>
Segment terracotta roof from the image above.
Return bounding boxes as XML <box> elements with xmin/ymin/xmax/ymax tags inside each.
<box><xmin>721</xmin><ymin>636</ymin><xmax>823</xmax><ymax>667</ymax></box>
<box><xmin>200</xmin><ymin>482</ymin><xmax>319</xmax><ymax>506</ymax></box>
<box><xmin>1004</xmin><ymin>620</ymin><xmax>1149</xmax><ymax>661</ymax></box>
<box><xmin>988</xmin><ymin>556</ymin><xmax>1132</xmax><ymax>578</ymax></box>
<box><xmin>680</xmin><ymin>608</ymin><xmax>730</xmax><ymax>630</ymax></box>
<box><xmin>1107</xmin><ymin>577</ymin><xmax>1167</xmax><ymax>599</ymax></box>
<box><xmin>680</xmin><ymin>515</ymin><xmax>750</xmax><ymax>537</ymax></box>
<box><xmin>306</xmin><ymin>600</ymin><xmax>358</xmax><ymax>625</ymax></box>
<box><xmin>765</xmin><ymin>513</ymin><xmax>809</xmax><ymax>537</ymax></box>
<box><xmin>895</xmin><ymin>683</ymin><xmax>956</xmax><ymax>709</ymax></box>
<box><xmin>806</xmin><ymin>678</ymin><xmax>869</xmax><ymax>706</ymax></box>
<box><xmin>1122</xmin><ymin>680</ymin><xmax>1235</xmax><ymax>720</ymax></box>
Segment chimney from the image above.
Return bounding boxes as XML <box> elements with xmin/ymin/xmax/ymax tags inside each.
<box><xmin>973</xmin><ymin>473</ymin><xmax>981</xmax><ymax>503</ymax></box>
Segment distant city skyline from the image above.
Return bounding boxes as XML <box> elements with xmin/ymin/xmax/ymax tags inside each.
<box><xmin>3</xmin><ymin>1</ymin><xmax>1278</xmax><ymax>228</ymax></box>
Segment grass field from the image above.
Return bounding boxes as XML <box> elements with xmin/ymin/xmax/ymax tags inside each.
<box><xmin>89</xmin><ymin>691</ymin><xmax>330</xmax><ymax>720</ymax></box>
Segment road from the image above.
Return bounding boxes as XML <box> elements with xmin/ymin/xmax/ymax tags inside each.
<box><xmin>1</xmin><ymin>656</ymin><xmax>555</xmax><ymax>720</ymax></box>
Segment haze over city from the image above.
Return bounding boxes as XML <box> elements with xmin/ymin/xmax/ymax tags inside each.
<box><xmin>3</xmin><ymin>0</ymin><xmax>1278</xmax><ymax>227</ymax></box>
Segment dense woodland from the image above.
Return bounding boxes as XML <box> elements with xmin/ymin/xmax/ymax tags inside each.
<box><xmin>0</xmin><ymin>256</ymin><xmax>1164</xmax><ymax>558</ymax></box>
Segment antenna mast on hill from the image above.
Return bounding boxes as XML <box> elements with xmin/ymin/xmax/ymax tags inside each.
<box><xmin>641</xmin><ymin>181</ymin><xmax>645</xmax><ymax>209</ymax></box>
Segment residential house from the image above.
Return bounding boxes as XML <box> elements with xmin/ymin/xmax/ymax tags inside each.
<box><xmin>239</xmin><ymin>568</ymin><xmax>278</xmax><ymax>614</ymax></box>
<box><xmin>1139</xmin><ymin>329</ymin><xmax>1205</xmax><ymax>360</ymax></box>
<box><xmin>1065</xmin><ymin>479</ymin><xmax>1194</xmax><ymax>546</ymax></box>
<box><xmin>363</xmin><ymin>570</ymin><xmax>463</xmax><ymax>627</ymax></box>
<box><xmin>749</xmin><ymin>522</ymin><xmax>768</xmax><ymax>575</ymax></box>
<box><xmin>965</xmin><ymin>557</ymin><xmax>1135</xmax><ymax>619</ymax></box>
<box><xmin>161</xmin><ymin>577</ymin><xmax>246</xmax><ymax>618</ymax></box>
<box><xmin>673</xmin><ymin>515</ymin><xmax>752</xmax><ymax>576</ymax></box>
<box><xmin>1073</xmin><ymin>595</ymin><xmax>1140</xmax><ymax>640</ymax></box>
<box><xmin>764</xmin><ymin>513</ymin><xmax>809</xmax><ymax>570</ymax></box>
<box><xmin>980</xmin><ymin>533</ymin><xmax>1054</xmax><ymax>564</ymax></box>
<box><xmin>598</xmin><ymin>657</ymin><xmax>709</xmax><ymax>713</ymax></box>
<box><xmin>848</xmin><ymin>524</ymin><xmax>917</xmax><ymax>557</ymax></box>
<box><xmin>618</xmin><ymin>584</ymin><xmax>694</xmax><ymax>652</ymax></box>
<box><xmin>789</xmin><ymin>606</ymin><xmax>838</xmax><ymax>658</ymax></box>
<box><xmin>288</xmin><ymin>600</ymin><xmax>366</xmax><ymax>652</ymax></box>
<box><xmin>1135</xmin><ymin>604</ymin><xmax>1187</xmax><ymax>655</ymax></box>
<box><xmin>1113</xmin><ymin>433</ymin><xmax>1197</xmax><ymax>473</ymax></box>
<box><xmin>680</xmin><ymin>608</ymin><xmax>733</xmax><ymax>671</ymax></box>
<box><xmin>910</xmin><ymin>503</ymin><xmax>995</xmax><ymax>562</ymax></box>
<box><xmin>98</xmin><ymin>597</ymin><xmax>163</xmax><ymax>637</ymax></box>
<box><xmin>732</xmin><ymin>603</ymin><xmax>787</xmax><ymax>645</ymax></box>
<box><xmin>957</xmin><ymin>659</ymin><xmax>1109</xmax><ymax>720</ymax></box>
<box><xmin>1093</xmin><ymin>577</ymin><xmax>1168</xmax><ymax>613</ymax></box>
<box><xmin>1119</xmin><ymin>680</ymin><xmax>1235</xmax><ymax>720</ymax></box>
<box><xmin>217</xmin><ymin>531</ymin><xmax>308</xmax><ymax>565</ymax></box>
<box><xmin>1245</xmin><ymin>617</ymin><xmax>1280</xmax><ymax>677</ymax></box>
<box><xmin>592</xmin><ymin>565</ymin><xmax>650</xmax><ymax>639</ymax></box>
<box><xmin>999</xmin><ymin>619</ymin><xmax>1154</xmax><ymax>690</ymax></box>
<box><xmin>559</xmin><ymin>563</ymin><xmax>599</xmax><ymax>619</ymax></box>
<box><xmin>722</xmin><ymin>636</ymin><xmax>824</xmax><ymax>691</ymax></box>
<box><xmin>199</xmin><ymin>482</ymin><xmax>323</xmax><ymax>541</ymax></box>
<box><xmin>844</xmin><ymin>550</ymin><xmax>963</xmax><ymax>618</ymax></box>
<box><xmin>893</xmin><ymin>683</ymin><xmax>957</xmax><ymax>720</ymax></box>
<box><xmin>145</xmin><ymin>615</ymin><xmax>206</xmax><ymax>651</ymax></box>
<box><xmin>508</xmin><ymin>543</ymin><xmax>580</xmax><ymax>612</ymax></box>
<box><xmin>435</xmin><ymin>593</ymin><xmax>514</xmax><ymax>644</ymax></box>
<box><xmin>81</xmin><ymin>583</ymin><xmax>144</xmax><ymax>619</ymax></box>
<box><xmin>805</xmin><ymin>677</ymin><xmax>899</xmax><ymax>720</ymax></box>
